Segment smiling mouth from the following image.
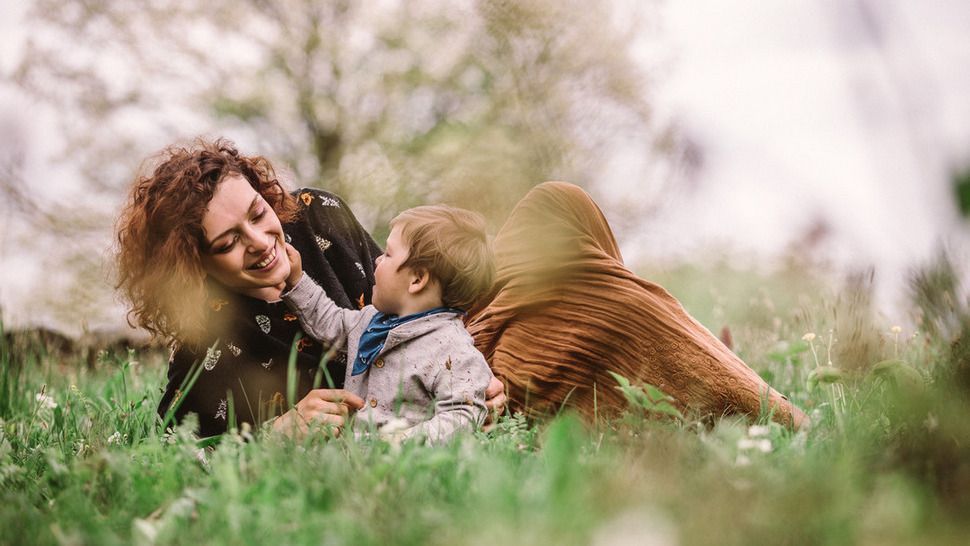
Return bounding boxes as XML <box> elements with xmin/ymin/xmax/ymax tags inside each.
<box><xmin>249</xmin><ymin>243</ymin><xmax>278</xmax><ymax>270</ymax></box>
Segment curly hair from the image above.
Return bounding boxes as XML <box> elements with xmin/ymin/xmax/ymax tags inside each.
<box><xmin>115</xmin><ymin>138</ymin><xmax>300</xmax><ymax>344</ymax></box>
<box><xmin>390</xmin><ymin>205</ymin><xmax>495</xmax><ymax>311</ymax></box>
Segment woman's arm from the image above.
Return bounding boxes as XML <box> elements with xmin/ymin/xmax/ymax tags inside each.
<box><xmin>157</xmin><ymin>345</ymin><xmax>195</xmax><ymax>426</ymax></box>
<box><xmin>483</xmin><ymin>376</ymin><xmax>507</xmax><ymax>428</ymax></box>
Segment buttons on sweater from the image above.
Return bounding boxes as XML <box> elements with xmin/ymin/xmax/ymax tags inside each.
<box><xmin>370</xmin><ymin>398</ymin><xmax>378</xmax><ymax>408</ymax></box>
<box><xmin>375</xmin><ymin>358</ymin><xmax>385</xmax><ymax>368</ymax></box>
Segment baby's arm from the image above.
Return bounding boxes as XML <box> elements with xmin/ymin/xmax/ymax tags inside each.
<box><xmin>281</xmin><ymin>243</ymin><xmax>363</xmax><ymax>345</ymax></box>
<box><xmin>401</xmin><ymin>349</ymin><xmax>491</xmax><ymax>445</ymax></box>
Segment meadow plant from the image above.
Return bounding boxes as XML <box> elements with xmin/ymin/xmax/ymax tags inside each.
<box><xmin>3</xmin><ymin>262</ymin><xmax>970</xmax><ymax>545</ymax></box>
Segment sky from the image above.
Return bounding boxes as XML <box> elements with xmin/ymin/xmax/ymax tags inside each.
<box><xmin>612</xmin><ymin>0</ymin><xmax>970</xmax><ymax>313</ymax></box>
<box><xmin>2</xmin><ymin>0</ymin><xmax>970</xmax><ymax>333</ymax></box>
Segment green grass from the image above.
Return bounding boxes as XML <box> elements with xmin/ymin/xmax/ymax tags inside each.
<box><xmin>2</xmin><ymin>265</ymin><xmax>970</xmax><ymax>546</ymax></box>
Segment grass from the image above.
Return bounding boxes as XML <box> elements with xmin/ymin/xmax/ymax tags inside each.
<box><xmin>2</xmin><ymin>263</ymin><xmax>970</xmax><ymax>545</ymax></box>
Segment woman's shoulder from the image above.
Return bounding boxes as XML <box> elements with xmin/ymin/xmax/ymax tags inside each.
<box><xmin>291</xmin><ymin>187</ymin><xmax>347</xmax><ymax>209</ymax></box>
<box><xmin>288</xmin><ymin>187</ymin><xmax>360</xmax><ymax>233</ymax></box>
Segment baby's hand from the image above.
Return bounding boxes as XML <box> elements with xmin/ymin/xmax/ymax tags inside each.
<box><xmin>284</xmin><ymin>242</ymin><xmax>303</xmax><ymax>289</ymax></box>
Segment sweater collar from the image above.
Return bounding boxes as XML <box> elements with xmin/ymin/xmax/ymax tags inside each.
<box><xmin>352</xmin><ymin>307</ymin><xmax>463</xmax><ymax>376</ymax></box>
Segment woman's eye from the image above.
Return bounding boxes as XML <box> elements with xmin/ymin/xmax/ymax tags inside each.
<box><xmin>253</xmin><ymin>209</ymin><xmax>266</xmax><ymax>221</ymax></box>
<box><xmin>215</xmin><ymin>237</ymin><xmax>237</xmax><ymax>254</ymax></box>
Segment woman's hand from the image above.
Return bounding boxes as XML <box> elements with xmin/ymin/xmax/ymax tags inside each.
<box><xmin>283</xmin><ymin>242</ymin><xmax>304</xmax><ymax>290</ymax></box>
<box><xmin>272</xmin><ymin>388</ymin><xmax>365</xmax><ymax>437</ymax></box>
<box><xmin>483</xmin><ymin>376</ymin><xmax>507</xmax><ymax>430</ymax></box>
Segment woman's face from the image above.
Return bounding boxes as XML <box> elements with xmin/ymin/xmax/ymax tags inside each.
<box><xmin>200</xmin><ymin>174</ymin><xmax>290</xmax><ymax>300</ymax></box>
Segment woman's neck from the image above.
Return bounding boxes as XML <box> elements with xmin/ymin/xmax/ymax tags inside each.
<box><xmin>240</xmin><ymin>282</ymin><xmax>286</xmax><ymax>302</ymax></box>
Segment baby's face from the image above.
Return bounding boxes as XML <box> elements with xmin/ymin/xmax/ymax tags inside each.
<box><xmin>372</xmin><ymin>225</ymin><xmax>412</xmax><ymax>315</ymax></box>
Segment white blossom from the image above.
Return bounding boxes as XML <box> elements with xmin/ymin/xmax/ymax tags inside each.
<box><xmin>737</xmin><ymin>437</ymin><xmax>772</xmax><ymax>453</ymax></box>
<box><xmin>35</xmin><ymin>393</ymin><xmax>57</xmax><ymax>410</ymax></box>
<box><xmin>747</xmin><ymin>425</ymin><xmax>770</xmax><ymax>438</ymax></box>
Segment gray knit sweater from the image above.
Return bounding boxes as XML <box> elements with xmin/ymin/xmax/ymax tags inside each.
<box><xmin>282</xmin><ymin>274</ymin><xmax>492</xmax><ymax>444</ymax></box>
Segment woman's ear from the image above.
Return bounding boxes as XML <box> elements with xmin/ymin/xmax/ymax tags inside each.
<box><xmin>408</xmin><ymin>268</ymin><xmax>431</xmax><ymax>295</ymax></box>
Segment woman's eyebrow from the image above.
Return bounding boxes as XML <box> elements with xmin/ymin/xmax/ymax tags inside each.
<box><xmin>204</xmin><ymin>195</ymin><xmax>260</xmax><ymax>249</ymax></box>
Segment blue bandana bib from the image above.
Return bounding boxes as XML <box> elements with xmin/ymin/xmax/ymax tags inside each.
<box><xmin>352</xmin><ymin>307</ymin><xmax>462</xmax><ymax>376</ymax></box>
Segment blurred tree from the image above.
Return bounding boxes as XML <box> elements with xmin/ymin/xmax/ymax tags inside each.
<box><xmin>15</xmin><ymin>0</ymin><xmax>660</xmax><ymax>233</ymax></box>
<box><xmin>10</xmin><ymin>0</ymin><xmax>666</xmax><ymax>332</ymax></box>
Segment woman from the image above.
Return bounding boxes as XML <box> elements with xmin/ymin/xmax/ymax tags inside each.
<box><xmin>467</xmin><ymin>182</ymin><xmax>806</xmax><ymax>428</ymax></box>
<box><xmin>115</xmin><ymin>138</ymin><xmax>495</xmax><ymax>437</ymax></box>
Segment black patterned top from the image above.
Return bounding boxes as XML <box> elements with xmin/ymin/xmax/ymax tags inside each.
<box><xmin>157</xmin><ymin>188</ymin><xmax>381</xmax><ymax>437</ymax></box>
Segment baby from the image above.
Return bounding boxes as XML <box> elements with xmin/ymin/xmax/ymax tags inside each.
<box><xmin>281</xmin><ymin>205</ymin><xmax>495</xmax><ymax>444</ymax></box>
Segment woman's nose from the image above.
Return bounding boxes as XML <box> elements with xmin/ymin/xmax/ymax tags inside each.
<box><xmin>242</xmin><ymin>225</ymin><xmax>270</xmax><ymax>253</ymax></box>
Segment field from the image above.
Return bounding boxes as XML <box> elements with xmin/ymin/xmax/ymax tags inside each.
<box><xmin>2</xmin><ymin>263</ymin><xmax>969</xmax><ymax>546</ymax></box>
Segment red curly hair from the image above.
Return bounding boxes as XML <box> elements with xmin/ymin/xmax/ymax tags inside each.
<box><xmin>115</xmin><ymin>138</ymin><xmax>300</xmax><ymax>344</ymax></box>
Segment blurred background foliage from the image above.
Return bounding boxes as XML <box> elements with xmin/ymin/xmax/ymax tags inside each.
<box><xmin>9</xmin><ymin>0</ymin><xmax>664</xmax><ymax>231</ymax></box>
<box><xmin>4</xmin><ymin>0</ymin><xmax>969</xmax><ymax>340</ymax></box>
<box><xmin>2</xmin><ymin>0</ymin><xmax>672</xmax><ymax>332</ymax></box>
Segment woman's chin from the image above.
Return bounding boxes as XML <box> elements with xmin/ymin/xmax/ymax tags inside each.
<box><xmin>274</xmin><ymin>260</ymin><xmax>292</xmax><ymax>286</ymax></box>
<box><xmin>239</xmin><ymin>262</ymin><xmax>290</xmax><ymax>295</ymax></box>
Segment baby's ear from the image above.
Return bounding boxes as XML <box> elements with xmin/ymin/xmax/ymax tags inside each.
<box><xmin>407</xmin><ymin>268</ymin><xmax>431</xmax><ymax>295</ymax></box>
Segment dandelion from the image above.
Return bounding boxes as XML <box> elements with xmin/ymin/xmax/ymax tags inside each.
<box><xmin>35</xmin><ymin>392</ymin><xmax>57</xmax><ymax>410</ymax></box>
<box><xmin>802</xmin><ymin>332</ymin><xmax>816</xmax><ymax>342</ymax></box>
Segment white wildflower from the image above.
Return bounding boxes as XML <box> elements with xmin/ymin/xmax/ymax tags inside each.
<box><xmin>132</xmin><ymin>518</ymin><xmax>160</xmax><ymax>544</ymax></box>
<box><xmin>890</xmin><ymin>325</ymin><xmax>902</xmax><ymax>334</ymax></box>
<box><xmin>380</xmin><ymin>417</ymin><xmax>410</xmax><ymax>436</ymax></box>
<box><xmin>35</xmin><ymin>392</ymin><xmax>57</xmax><ymax>410</ymax></box>
<box><xmin>802</xmin><ymin>332</ymin><xmax>816</xmax><ymax>342</ymax></box>
<box><xmin>737</xmin><ymin>437</ymin><xmax>772</xmax><ymax>453</ymax></box>
<box><xmin>240</xmin><ymin>421</ymin><xmax>254</xmax><ymax>442</ymax></box>
<box><xmin>590</xmin><ymin>509</ymin><xmax>677</xmax><ymax>546</ymax></box>
<box><xmin>107</xmin><ymin>431</ymin><xmax>126</xmax><ymax>445</ymax></box>
<box><xmin>747</xmin><ymin>425</ymin><xmax>770</xmax><ymax>438</ymax></box>
<box><xmin>194</xmin><ymin>448</ymin><xmax>209</xmax><ymax>468</ymax></box>
<box><xmin>735</xmin><ymin>454</ymin><xmax>751</xmax><ymax>467</ymax></box>
<box><xmin>380</xmin><ymin>417</ymin><xmax>411</xmax><ymax>453</ymax></box>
